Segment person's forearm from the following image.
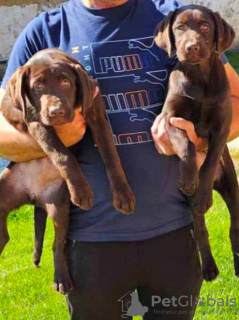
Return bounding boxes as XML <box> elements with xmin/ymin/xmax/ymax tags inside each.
<box><xmin>0</xmin><ymin>87</ymin><xmax>87</xmax><ymax>162</ymax></box>
<box><xmin>0</xmin><ymin>110</ymin><xmax>86</xmax><ymax>162</ymax></box>
<box><xmin>228</xmin><ymin>95</ymin><xmax>239</xmax><ymax>142</ymax></box>
<box><xmin>0</xmin><ymin>134</ymin><xmax>45</xmax><ymax>162</ymax></box>
<box><xmin>0</xmin><ymin>112</ymin><xmax>45</xmax><ymax>162</ymax></box>
<box><xmin>225</xmin><ymin>63</ymin><xmax>239</xmax><ymax>142</ymax></box>
<box><xmin>198</xmin><ymin>64</ymin><xmax>239</xmax><ymax>148</ymax></box>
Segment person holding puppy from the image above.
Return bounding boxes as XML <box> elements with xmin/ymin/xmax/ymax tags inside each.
<box><xmin>1</xmin><ymin>0</ymin><xmax>239</xmax><ymax>319</ymax></box>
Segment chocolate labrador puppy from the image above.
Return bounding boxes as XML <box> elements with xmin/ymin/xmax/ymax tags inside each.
<box><xmin>1</xmin><ymin>49</ymin><xmax>135</xmax><ymax>214</ymax></box>
<box><xmin>155</xmin><ymin>5</ymin><xmax>239</xmax><ymax>281</ymax></box>
<box><xmin>0</xmin><ymin>49</ymin><xmax>135</xmax><ymax>293</ymax></box>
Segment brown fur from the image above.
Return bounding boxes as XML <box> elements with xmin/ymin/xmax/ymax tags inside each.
<box><xmin>0</xmin><ymin>49</ymin><xmax>135</xmax><ymax>294</ymax></box>
<box><xmin>155</xmin><ymin>5</ymin><xmax>239</xmax><ymax>281</ymax></box>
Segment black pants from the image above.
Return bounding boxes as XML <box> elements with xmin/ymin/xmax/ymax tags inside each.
<box><xmin>66</xmin><ymin>224</ymin><xmax>203</xmax><ymax>320</ymax></box>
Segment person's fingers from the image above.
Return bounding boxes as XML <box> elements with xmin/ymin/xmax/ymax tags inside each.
<box><xmin>154</xmin><ymin>143</ymin><xmax>163</xmax><ymax>154</ymax></box>
<box><xmin>156</xmin><ymin>127</ymin><xmax>174</xmax><ymax>155</ymax></box>
<box><xmin>170</xmin><ymin>117</ymin><xmax>197</xmax><ymax>143</ymax></box>
<box><xmin>151</xmin><ymin>113</ymin><xmax>164</xmax><ymax>134</ymax></box>
<box><xmin>170</xmin><ymin>117</ymin><xmax>194</xmax><ymax>132</ymax></box>
<box><xmin>155</xmin><ymin>137</ymin><xmax>173</xmax><ymax>155</ymax></box>
<box><xmin>151</xmin><ymin>115</ymin><xmax>174</xmax><ymax>155</ymax></box>
<box><xmin>151</xmin><ymin>115</ymin><xmax>165</xmax><ymax>152</ymax></box>
<box><xmin>196</xmin><ymin>151</ymin><xmax>206</xmax><ymax>170</ymax></box>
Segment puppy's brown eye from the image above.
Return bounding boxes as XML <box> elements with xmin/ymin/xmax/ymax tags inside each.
<box><xmin>201</xmin><ymin>23</ymin><xmax>210</xmax><ymax>32</ymax></box>
<box><xmin>61</xmin><ymin>79</ymin><xmax>71</xmax><ymax>87</ymax></box>
<box><xmin>177</xmin><ymin>24</ymin><xmax>186</xmax><ymax>31</ymax></box>
<box><xmin>34</xmin><ymin>82</ymin><xmax>44</xmax><ymax>91</ymax></box>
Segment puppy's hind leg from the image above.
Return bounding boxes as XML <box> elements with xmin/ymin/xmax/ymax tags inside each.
<box><xmin>0</xmin><ymin>209</ymin><xmax>10</xmax><ymax>255</ymax></box>
<box><xmin>33</xmin><ymin>206</ymin><xmax>47</xmax><ymax>267</ymax></box>
<box><xmin>214</xmin><ymin>146</ymin><xmax>239</xmax><ymax>277</ymax></box>
<box><xmin>42</xmin><ymin>181</ymin><xmax>72</xmax><ymax>294</ymax></box>
<box><xmin>194</xmin><ymin>214</ymin><xmax>219</xmax><ymax>281</ymax></box>
<box><xmin>0</xmin><ymin>165</ymin><xmax>29</xmax><ymax>255</ymax></box>
<box><xmin>46</xmin><ymin>199</ymin><xmax>72</xmax><ymax>295</ymax></box>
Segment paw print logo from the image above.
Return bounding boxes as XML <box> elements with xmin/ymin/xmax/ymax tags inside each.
<box><xmin>198</xmin><ymin>297</ymin><xmax>205</xmax><ymax>307</ymax></box>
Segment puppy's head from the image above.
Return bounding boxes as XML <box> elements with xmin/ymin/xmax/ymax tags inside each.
<box><xmin>155</xmin><ymin>5</ymin><xmax>235</xmax><ymax>64</ymax></box>
<box><xmin>7</xmin><ymin>49</ymin><xmax>98</xmax><ymax>126</ymax></box>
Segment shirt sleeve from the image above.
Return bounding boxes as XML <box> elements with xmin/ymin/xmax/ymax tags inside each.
<box><xmin>221</xmin><ymin>53</ymin><xmax>228</xmax><ymax>64</ymax></box>
<box><xmin>1</xmin><ymin>15</ymin><xmax>44</xmax><ymax>89</ymax></box>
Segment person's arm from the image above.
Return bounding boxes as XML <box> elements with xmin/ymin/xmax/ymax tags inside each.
<box><xmin>0</xmin><ymin>15</ymin><xmax>47</xmax><ymax>162</ymax></box>
<box><xmin>151</xmin><ymin>62</ymin><xmax>239</xmax><ymax>155</ymax></box>
<box><xmin>225</xmin><ymin>62</ymin><xmax>239</xmax><ymax>141</ymax></box>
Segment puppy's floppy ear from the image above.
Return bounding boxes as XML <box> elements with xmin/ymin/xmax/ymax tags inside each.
<box><xmin>71</xmin><ymin>64</ymin><xmax>98</xmax><ymax>117</ymax></box>
<box><xmin>154</xmin><ymin>10</ymin><xmax>177</xmax><ymax>57</ymax></box>
<box><xmin>6</xmin><ymin>65</ymin><xmax>30</xmax><ymax>121</ymax></box>
<box><xmin>49</xmin><ymin>50</ymin><xmax>99</xmax><ymax>117</ymax></box>
<box><xmin>212</xmin><ymin>11</ymin><xmax>235</xmax><ymax>53</ymax></box>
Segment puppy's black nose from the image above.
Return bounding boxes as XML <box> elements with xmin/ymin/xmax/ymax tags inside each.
<box><xmin>49</xmin><ymin>106</ymin><xmax>65</xmax><ymax>118</ymax></box>
<box><xmin>186</xmin><ymin>43</ymin><xmax>200</xmax><ymax>53</ymax></box>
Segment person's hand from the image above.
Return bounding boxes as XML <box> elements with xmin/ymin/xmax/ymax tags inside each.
<box><xmin>54</xmin><ymin>109</ymin><xmax>86</xmax><ymax>147</ymax></box>
<box><xmin>151</xmin><ymin>114</ymin><xmax>206</xmax><ymax>155</ymax></box>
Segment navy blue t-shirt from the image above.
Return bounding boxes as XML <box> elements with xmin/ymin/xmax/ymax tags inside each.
<box><xmin>2</xmin><ymin>0</ymin><xmax>195</xmax><ymax>241</ymax></box>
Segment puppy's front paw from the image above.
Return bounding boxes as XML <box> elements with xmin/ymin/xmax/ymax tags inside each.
<box><xmin>203</xmin><ymin>260</ymin><xmax>219</xmax><ymax>282</ymax></box>
<box><xmin>70</xmin><ymin>184</ymin><xmax>94</xmax><ymax>210</ymax></box>
<box><xmin>192</xmin><ymin>189</ymin><xmax>213</xmax><ymax>215</ymax></box>
<box><xmin>113</xmin><ymin>185</ymin><xmax>135</xmax><ymax>215</ymax></box>
<box><xmin>178</xmin><ymin>178</ymin><xmax>198</xmax><ymax>197</ymax></box>
<box><xmin>234</xmin><ymin>252</ymin><xmax>239</xmax><ymax>277</ymax></box>
<box><xmin>178</xmin><ymin>161</ymin><xmax>198</xmax><ymax>196</ymax></box>
<box><xmin>53</xmin><ymin>271</ymin><xmax>73</xmax><ymax>295</ymax></box>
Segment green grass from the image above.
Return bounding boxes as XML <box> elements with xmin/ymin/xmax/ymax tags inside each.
<box><xmin>1</xmin><ymin>193</ymin><xmax>239</xmax><ymax>320</ymax></box>
<box><xmin>226</xmin><ymin>51</ymin><xmax>239</xmax><ymax>73</ymax></box>
<box><xmin>194</xmin><ymin>193</ymin><xmax>239</xmax><ymax>320</ymax></box>
<box><xmin>0</xmin><ymin>206</ymin><xmax>67</xmax><ymax>320</ymax></box>
<box><xmin>0</xmin><ymin>51</ymin><xmax>239</xmax><ymax>319</ymax></box>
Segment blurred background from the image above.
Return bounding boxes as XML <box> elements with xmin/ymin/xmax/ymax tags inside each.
<box><xmin>0</xmin><ymin>0</ymin><xmax>238</xmax><ymax>82</ymax></box>
<box><xmin>0</xmin><ymin>1</ymin><xmax>239</xmax><ymax>320</ymax></box>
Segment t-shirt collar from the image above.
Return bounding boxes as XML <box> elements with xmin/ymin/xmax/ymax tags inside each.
<box><xmin>71</xmin><ymin>0</ymin><xmax>135</xmax><ymax>17</ymax></box>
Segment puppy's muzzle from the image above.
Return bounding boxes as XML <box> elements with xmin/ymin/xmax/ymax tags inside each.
<box><xmin>185</xmin><ymin>42</ymin><xmax>200</xmax><ymax>53</ymax></box>
<box><xmin>182</xmin><ymin>41</ymin><xmax>205</xmax><ymax>64</ymax></box>
<box><xmin>49</xmin><ymin>105</ymin><xmax>65</xmax><ymax>118</ymax></box>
